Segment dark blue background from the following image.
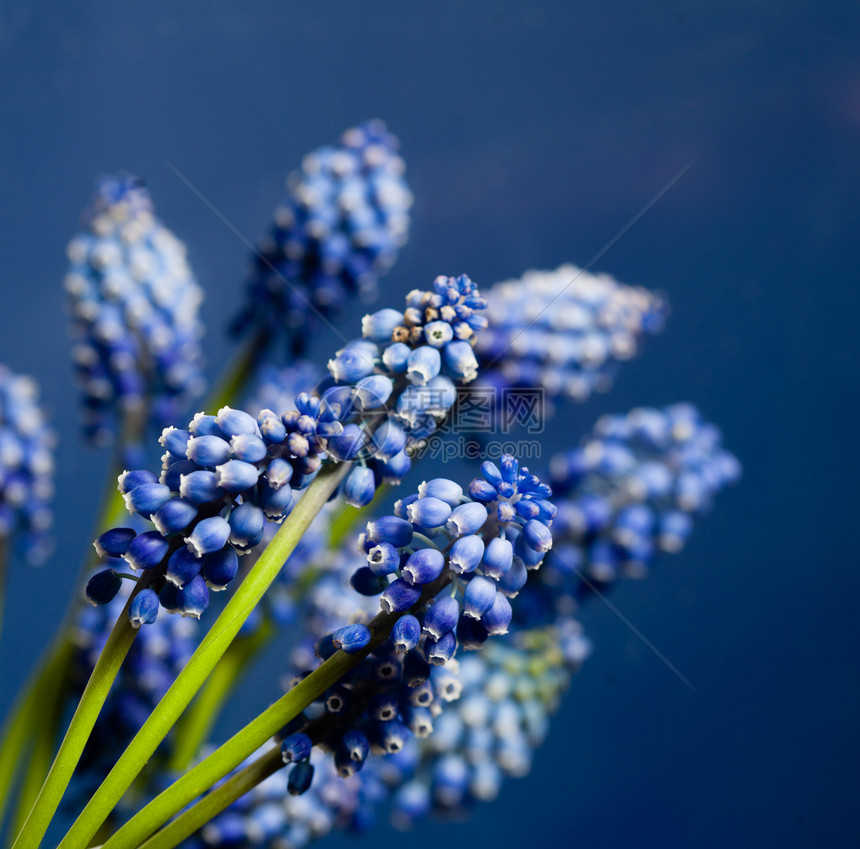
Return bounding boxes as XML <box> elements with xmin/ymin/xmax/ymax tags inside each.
<box><xmin>1</xmin><ymin>2</ymin><xmax>858</xmax><ymax>847</ymax></box>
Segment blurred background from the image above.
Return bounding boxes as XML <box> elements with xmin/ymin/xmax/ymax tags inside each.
<box><xmin>1</xmin><ymin>2</ymin><xmax>858</xmax><ymax>847</ymax></box>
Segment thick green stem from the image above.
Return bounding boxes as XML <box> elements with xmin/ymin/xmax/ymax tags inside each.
<box><xmin>99</xmin><ymin>572</ymin><xmax>450</xmax><ymax>849</ymax></box>
<box><xmin>167</xmin><ymin>620</ymin><xmax>274</xmax><ymax>774</ymax></box>
<box><xmin>0</xmin><ymin>428</ymin><xmax>130</xmax><ymax>831</ymax></box>
<box><xmin>56</xmin><ymin>462</ymin><xmax>350</xmax><ymax>849</ymax></box>
<box><xmin>0</xmin><ymin>645</ymin><xmax>58</xmax><ymax>831</ymax></box>
<box><xmin>10</xmin><ymin>688</ymin><xmax>62</xmax><ymax>847</ymax></box>
<box><xmin>11</xmin><ymin>587</ymin><xmax>143</xmax><ymax>849</ymax></box>
<box><xmin>138</xmin><ymin>748</ymin><xmax>283</xmax><ymax>849</ymax></box>
<box><xmin>101</xmin><ymin>648</ymin><xmax>365</xmax><ymax>849</ymax></box>
<box><xmin>167</xmin><ymin>491</ymin><xmax>381</xmax><ymax>773</ymax></box>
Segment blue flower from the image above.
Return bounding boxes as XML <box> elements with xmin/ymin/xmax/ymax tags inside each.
<box><xmin>347</xmin><ymin>455</ymin><xmax>555</xmax><ymax>657</ymax></box>
<box><xmin>65</xmin><ymin>174</ymin><xmax>204</xmax><ymax>446</ymax></box>
<box><xmin>128</xmin><ymin>588</ymin><xmax>160</xmax><ymax>628</ymax></box>
<box><xmin>95</xmin><ymin>400</ymin><xmax>352</xmax><ymax>622</ymax></box>
<box><xmin>473</xmin><ymin>264</ymin><xmax>666</xmax><ymax>424</ymax></box>
<box><xmin>385</xmin><ymin>625</ymin><xmax>591</xmax><ymax>828</ymax></box>
<box><xmin>331</xmin><ymin>624</ymin><xmax>372</xmax><ymax>654</ymax></box>
<box><xmin>280</xmin><ymin>733</ymin><xmax>312</xmax><ymax>764</ymax></box>
<box><xmin>84</xmin><ymin>568</ymin><xmax>123</xmax><ymax>606</ymax></box>
<box><xmin>546</xmin><ymin>403</ymin><xmax>740</xmax><ymax>585</ymax></box>
<box><xmin>0</xmin><ymin>365</ymin><xmax>54</xmax><ymax>563</ymax></box>
<box><xmin>230</xmin><ymin>120</ymin><xmax>413</xmax><ymax>358</ymax></box>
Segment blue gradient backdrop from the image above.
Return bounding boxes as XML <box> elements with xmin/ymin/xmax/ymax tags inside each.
<box><xmin>1</xmin><ymin>3</ymin><xmax>858</xmax><ymax>848</ymax></box>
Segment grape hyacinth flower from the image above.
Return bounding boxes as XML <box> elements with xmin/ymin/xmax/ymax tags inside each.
<box><xmin>231</xmin><ymin>120</ymin><xmax>413</xmax><ymax>357</ymax></box>
<box><xmin>474</xmin><ymin>264</ymin><xmax>666</xmax><ymax>417</ymax></box>
<box><xmin>387</xmin><ymin>622</ymin><xmax>591</xmax><ymax>826</ymax></box>
<box><xmin>188</xmin><ymin>747</ymin><xmax>385</xmax><ymax>849</ymax></box>
<box><xmin>349</xmin><ymin>455</ymin><xmax>555</xmax><ymax>653</ymax></box>
<box><xmin>186</xmin><ymin>455</ymin><xmax>556</xmax><ymax>811</ymax></box>
<box><xmin>333</xmin><ymin>272</ymin><xmax>486</xmax><ymax>439</ymax></box>
<box><xmin>64</xmin><ymin>174</ymin><xmax>205</xmax><ymax>446</ymax></box>
<box><xmin>178</xmin><ymin>560</ymin><xmax>588</xmax><ymax>845</ymax></box>
<box><xmin>546</xmin><ymin>403</ymin><xmax>741</xmax><ymax>586</ymax></box>
<box><xmin>85</xmin><ymin>404</ymin><xmax>315</xmax><ymax>623</ymax></box>
<box><xmin>269</xmin><ymin>457</ymin><xmax>553</xmax><ymax>785</ymax></box>
<box><xmin>322</xmin><ymin>273</ymin><xmax>488</xmax><ymax>502</ymax></box>
<box><xmin>86</xmin><ymin>273</ymin><xmax>488</xmax><ymax>623</ymax></box>
<box><xmin>0</xmin><ymin>364</ymin><xmax>55</xmax><ymax>564</ymax></box>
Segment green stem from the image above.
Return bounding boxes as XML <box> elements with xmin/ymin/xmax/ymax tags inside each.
<box><xmin>138</xmin><ymin>748</ymin><xmax>283</xmax><ymax>849</ymax></box>
<box><xmin>102</xmin><ymin>649</ymin><xmax>361</xmax><ymax>849</ymax></box>
<box><xmin>167</xmin><ymin>489</ymin><xmax>383</xmax><ymax>773</ymax></box>
<box><xmin>0</xmin><ymin>434</ymin><xmax>132</xmax><ymax>834</ymax></box>
<box><xmin>11</xmin><ymin>587</ymin><xmax>143</xmax><ymax>849</ymax></box>
<box><xmin>99</xmin><ymin>572</ymin><xmax>451</xmax><ymax>849</ymax></box>
<box><xmin>0</xmin><ymin>633</ymin><xmax>75</xmax><ymax>835</ymax></box>
<box><xmin>10</xmin><ymin>688</ymin><xmax>63</xmax><ymax>846</ymax></box>
<box><xmin>167</xmin><ymin>620</ymin><xmax>274</xmax><ymax>774</ymax></box>
<box><xmin>56</xmin><ymin>461</ymin><xmax>351</xmax><ymax>849</ymax></box>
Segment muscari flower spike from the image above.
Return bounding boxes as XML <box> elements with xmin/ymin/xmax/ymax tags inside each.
<box><xmin>320</xmin><ymin>273</ymin><xmax>487</xmax><ymax>504</ymax></box>
<box><xmin>546</xmin><ymin>402</ymin><xmax>741</xmax><ymax>586</ymax></box>
<box><xmin>183</xmin><ymin>454</ymin><xmax>553</xmax><ymax>820</ymax></box>
<box><xmin>65</xmin><ymin>174</ymin><xmax>205</xmax><ymax>446</ymax></box>
<box><xmin>385</xmin><ymin>622</ymin><xmax>591</xmax><ymax>827</ymax></box>
<box><xmin>0</xmin><ymin>364</ymin><xmax>55</xmax><ymax>563</ymax></box>
<box><xmin>235</xmin><ymin>456</ymin><xmax>555</xmax><ymax>803</ymax></box>
<box><xmin>183</xmin><ymin>518</ymin><xmax>586</xmax><ymax>846</ymax></box>
<box><xmin>85</xmin><ymin>403</ymin><xmax>323</xmax><ymax>623</ymax></box>
<box><xmin>350</xmin><ymin>455</ymin><xmax>555</xmax><ymax>651</ymax></box>
<box><xmin>231</xmin><ymin>120</ymin><xmax>413</xmax><ymax>357</ymax></box>
<box><xmin>86</xmin><ymin>273</ymin><xmax>488</xmax><ymax>623</ymax></box>
<box><xmin>474</xmin><ymin>264</ymin><xmax>666</xmax><ymax>416</ymax></box>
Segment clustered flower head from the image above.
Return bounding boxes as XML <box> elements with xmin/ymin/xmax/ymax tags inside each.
<box><xmin>84</xmin><ymin>404</ymin><xmax>331</xmax><ymax>624</ymax></box>
<box><xmin>385</xmin><ymin>623</ymin><xmax>590</xmax><ymax>827</ymax></box>
<box><xmin>475</xmin><ymin>264</ymin><xmax>666</xmax><ymax>411</ymax></box>
<box><xmin>231</xmin><ymin>120</ymin><xmax>413</xmax><ymax>357</ymax></box>
<box><xmin>0</xmin><ymin>364</ymin><xmax>54</xmax><ymax>563</ymax></box>
<box><xmin>546</xmin><ymin>403</ymin><xmax>741</xmax><ymax>585</ymax></box>
<box><xmin>64</xmin><ymin>174</ymin><xmax>205</xmax><ymax>446</ymax></box>
<box><xmin>187</xmin><ymin>746</ymin><xmax>384</xmax><ymax>849</ymax></box>
<box><xmin>325</xmin><ymin>273</ymin><xmax>488</xmax><ymax>506</ymax></box>
<box><xmin>215</xmin><ymin>455</ymin><xmax>556</xmax><ymax>807</ymax></box>
<box><xmin>351</xmin><ymin>455</ymin><xmax>555</xmax><ymax>653</ymax></box>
